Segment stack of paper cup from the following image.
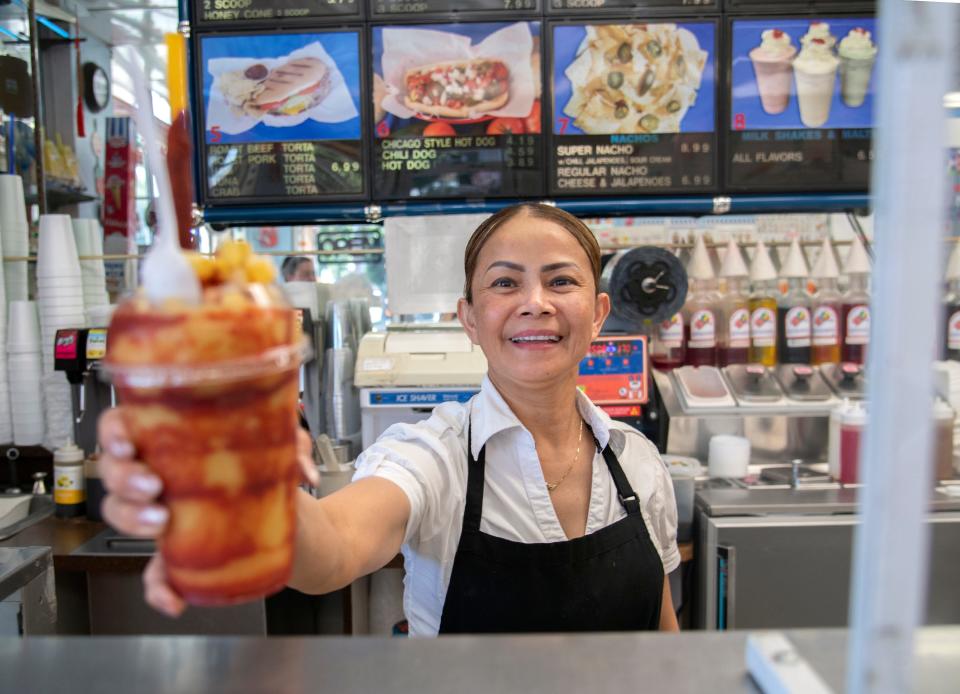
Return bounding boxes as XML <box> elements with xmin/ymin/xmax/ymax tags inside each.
<box><xmin>37</xmin><ymin>214</ymin><xmax>86</xmax><ymax>448</ymax></box>
<box><xmin>7</xmin><ymin>301</ymin><xmax>44</xmax><ymax>445</ymax></box>
<box><xmin>0</xmin><ymin>175</ymin><xmax>29</xmax><ymax>302</ymax></box>
<box><xmin>72</xmin><ymin>218</ymin><xmax>110</xmax><ymax>309</ymax></box>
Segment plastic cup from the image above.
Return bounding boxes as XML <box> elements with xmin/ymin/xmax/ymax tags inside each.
<box><xmin>708</xmin><ymin>435</ymin><xmax>751</xmax><ymax>478</ymax></box>
<box><xmin>37</xmin><ymin>215</ymin><xmax>82</xmax><ymax>279</ymax></box>
<box><xmin>103</xmin><ymin>292</ymin><xmax>307</xmax><ymax>605</ymax></box>
<box><xmin>749</xmin><ymin>45</ymin><xmax>796</xmax><ymax>115</ymax></box>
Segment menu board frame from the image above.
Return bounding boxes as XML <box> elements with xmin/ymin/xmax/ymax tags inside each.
<box><xmin>193</xmin><ymin>26</ymin><xmax>370</xmax><ymax>207</ymax></box>
<box><xmin>369</xmin><ymin>19</ymin><xmax>548</xmax><ymax>201</ymax></box>
<box><xmin>545</xmin><ymin>16</ymin><xmax>722</xmax><ymax>198</ymax></box>
<box><xmin>722</xmin><ymin>13</ymin><xmax>876</xmax><ymax>193</ymax></box>
<box><xmin>546</xmin><ymin>0</ymin><xmax>719</xmax><ymax>17</ymax></box>
<box><xmin>368</xmin><ymin>0</ymin><xmax>541</xmax><ymax>22</ymax></box>
<box><xmin>724</xmin><ymin>1</ymin><xmax>876</xmax><ymax>14</ymax></box>
<box><xmin>190</xmin><ymin>0</ymin><xmax>363</xmax><ymax>31</ymax></box>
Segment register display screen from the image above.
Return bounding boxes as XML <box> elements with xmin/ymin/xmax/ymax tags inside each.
<box><xmin>577</xmin><ymin>335</ymin><xmax>648</xmax><ymax>405</ymax></box>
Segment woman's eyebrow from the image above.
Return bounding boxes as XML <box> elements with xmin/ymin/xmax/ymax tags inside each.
<box><xmin>484</xmin><ymin>261</ymin><xmax>580</xmax><ymax>273</ymax></box>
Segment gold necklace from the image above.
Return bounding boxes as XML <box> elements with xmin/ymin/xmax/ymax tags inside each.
<box><xmin>545</xmin><ymin>417</ymin><xmax>583</xmax><ymax>493</ymax></box>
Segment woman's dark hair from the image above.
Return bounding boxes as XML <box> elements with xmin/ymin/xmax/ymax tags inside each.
<box><xmin>462</xmin><ymin>203</ymin><xmax>601</xmax><ymax>303</ymax></box>
<box><xmin>281</xmin><ymin>256</ymin><xmax>312</xmax><ymax>281</ymax></box>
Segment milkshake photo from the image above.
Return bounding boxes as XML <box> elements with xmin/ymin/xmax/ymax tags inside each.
<box><xmin>838</xmin><ymin>28</ymin><xmax>877</xmax><ymax>108</ymax></box>
<box><xmin>748</xmin><ymin>29</ymin><xmax>796</xmax><ymax>116</ymax></box>
<box><xmin>793</xmin><ymin>38</ymin><xmax>840</xmax><ymax>128</ymax></box>
<box><xmin>731</xmin><ymin>17</ymin><xmax>876</xmax><ymax>133</ymax></box>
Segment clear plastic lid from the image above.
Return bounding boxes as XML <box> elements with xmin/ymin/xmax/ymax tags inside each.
<box><xmin>102</xmin><ymin>339</ymin><xmax>310</xmax><ymax>389</ymax></box>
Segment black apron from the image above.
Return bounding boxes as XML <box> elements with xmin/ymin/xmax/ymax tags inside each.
<box><xmin>438</xmin><ymin>426</ymin><xmax>665</xmax><ymax>634</ymax></box>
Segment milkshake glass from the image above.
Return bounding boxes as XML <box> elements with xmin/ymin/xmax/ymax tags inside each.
<box><xmin>104</xmin><ymin>242</ymin><xmax>306</xmax><ymax>605</ymax></box>
<box><xmin>793</xmin><ymin>38</ymin><xmax>840</xmax><ymax>128</ymax></box>
<box><xmin>838</xmin><ymin>28</ymin><xmax>877</xmax><ymax>108</ymax></box>
<box><xmin>749</xmin><ymin>29</ymin><xmax>796</xmax><ymax>116</ymax></box>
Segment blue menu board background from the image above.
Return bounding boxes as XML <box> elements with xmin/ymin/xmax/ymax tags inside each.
<box><xmin>201</xmin><ymin>31</ymin><xmax>362</xmax><ymax>145</ymax></box>
<box><xmin>552</xmin><ymin>22</ymin><xmax>716</xmax><ymax>136</ymax></box>
<box><xmin>730</xmin><ymin>18</ymin><xmax>876</xmax><ymax>131</ymax></box>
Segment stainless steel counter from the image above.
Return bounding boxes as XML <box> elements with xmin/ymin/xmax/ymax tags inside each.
<box><xmin>1</xmin><ymin>628</ymin><xmax>958</xmax><ymax>693</ymax></box>
<box><xmin>696</xmin><ymin>486</ymin><xmax>960</xmax><ymax>517</ymax></box>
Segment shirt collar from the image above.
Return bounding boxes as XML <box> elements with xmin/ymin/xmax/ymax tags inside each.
<box><xmin>469</xmin><ymin>376</ymin><xmax>613</xmax><ymax>459</ymax></box>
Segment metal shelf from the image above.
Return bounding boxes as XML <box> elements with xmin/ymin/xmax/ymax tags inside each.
<box><xmin>202</xmin><ymin>193</ymin><xmax>870</xmax><ymax>227</ymax></box>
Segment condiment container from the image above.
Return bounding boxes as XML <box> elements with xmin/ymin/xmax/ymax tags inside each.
<box><xmin>932</xmin><ymin>400</ymin><xmax>956</xmax><ymax>481</ymax></box>
<box><xmin>839</xmin><ymin>402</ymin><xmax>867</xmax><ymax>485</ymax></box>
<box><xmin>54</xmin><ymin>443</ymin><xmax>86</xmax><ymax>518</ymax></box>
<box><xmin>708</xmin><ymin>435</ymin><xmax>751</xmax><ymax>478</ymax></box>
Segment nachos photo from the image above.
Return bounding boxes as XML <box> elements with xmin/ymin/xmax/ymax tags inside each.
<box><xmin>563</xmin><ymin>24</ymin><xmax>707</xmax><ymax>135</ymax></box>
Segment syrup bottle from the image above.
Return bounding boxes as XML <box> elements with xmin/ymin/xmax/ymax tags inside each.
<box><xmin>717</xmin><ymin>238</ymin><xmax>751</xmax><ymax>366</ymax></box>
<box><xmin>942</xmin><ymin>241</ymin><xmax>960</xmax><ymax>360</ymax></box>
<box><xmin>683</xmin><ymin>235</ymin><xmax>719</xmax><ymax>367</ymax></box>
<box><xmin>748</xmin><ymin>240</ymin><xmax>779</xmax><ymax>366</ymax></box>
<box><xmin>810</xmin><ymin>237</ymin><xmax>842</xmax><ymax>365</ymax></box>
<box><xmin>650</xmin><ymin>313</ymin><xmax>686</xmax><ymax>370</ymax></box>
<box><xmin>841</xmin><ymin>235</ymin><xmax>872</xmax><ymax>365</ymax></box>
<box><xmin>777</xmin><ymin>237</ymin><xmax>812</xmax><ymax>364</ymax></box>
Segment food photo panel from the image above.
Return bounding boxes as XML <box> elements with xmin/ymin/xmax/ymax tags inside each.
<box><xmin>549</xmin><ymin>20</ymin><xmax>718</xmax><ymax>196</ymax></box>
<box><xmin>198</xmin><ymin>30</ymin><xmax>366</xmax><ymax>204</ymax></box>
<box><xmin>726</xmin><ymin>17</ymin><xmax>876</xmax><ymax>191</ymax></box>
<box><xmin>371</xmin><ymin>21</ymin><xmax>545</xmax><ymax>200</ymax></box>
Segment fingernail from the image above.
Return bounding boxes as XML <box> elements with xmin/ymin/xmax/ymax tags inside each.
<box><xmin>130</xmin><ymin>473</ymin><xmax>162</xmax><ymax>496</ymax></box>
<box><xmin>138</xmin><ymin>506</ymin><xmax>168</xmax><ymax>526</ymax></box>
<box><xmin>107</xmin><ymin>440</ymin><xmax>134</xmax><ymax>459</ymax></box>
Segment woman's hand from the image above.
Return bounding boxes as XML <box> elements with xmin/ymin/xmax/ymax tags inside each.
<box><xmin>97</xmin><ymin>408</ymin><xmax>320</xmax><ymax>617</ymax></box>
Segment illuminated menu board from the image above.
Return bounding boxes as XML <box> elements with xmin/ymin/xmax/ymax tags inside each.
<box><xmin>548</xmin><ymin>0</ymin><xmax>716</xmax><ymax>13</ymax></box>
<box><xmin>371</xmin><ymin>0</ymin><xmax>538</xmax><ymax>18</ymax></box>
<box><xmin>577</xmin><ymin>336</ymin><xmax>648</xmax><ymax>405</ymax></box>
<box><xmin>192</xmin><ymin>0</ymin><xmax>359</xmax><ymax>28</ymax></box>
<box><xmin>549</xmin><ymin>20</ymin><xmax>718</xmax><ymax>196</ymax></box>
<box><xmin>371</xmin><ymin>21</ymin><xmax>544</xmax><ymax>200</ymax></box>
<box><xmin>726</xmin><ymin>17</ymin><xmax>875</xmax><ymax>191</ymax></box>
<box><xmin>196</xmin><ymin>30</ymin><xmax>366</xmax><ymax>205</ymax></box>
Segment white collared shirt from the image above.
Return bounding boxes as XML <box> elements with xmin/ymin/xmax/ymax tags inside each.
<box><xmin>352</xmin><ymin>376</ymin><xmax>680</xmax><ymax>637</ymax></box>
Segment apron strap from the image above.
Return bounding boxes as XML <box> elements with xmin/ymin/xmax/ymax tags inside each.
<box><xmin>601</xmin><ymin>444</ymin><xmax>641</xmax><ymax>515</ymax></box>
<box><xmin>463</xmin><ymin>423</ymin><xmax>486</xmax><ymax>533</ymax></box>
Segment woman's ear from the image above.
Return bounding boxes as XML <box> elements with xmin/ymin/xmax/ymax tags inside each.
<box><xmin>593</xmin><ymin>292</ymin><xmax>611</xmax><ymax>340</ymax></box>
<box><xmin>458</xmin><ymin>297</ymin><xmax>480</xmax><ymax>345</ymax></box>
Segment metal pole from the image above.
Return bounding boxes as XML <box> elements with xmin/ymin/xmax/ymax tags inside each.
<box><xmin>27</xmin><ymin>0</ymin><xmax>46</xmax><ymax>214</ymax></box>
<box><xmin>847</xmin><ymin>2</ymin><xmax>957</xmax><ymax>693</ymax></box>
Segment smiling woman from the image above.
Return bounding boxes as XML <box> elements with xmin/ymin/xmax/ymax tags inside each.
<box><xmin>97</xmin><ymin>203</ymin><xmax>680</xmax><ymax>636</ymax></box>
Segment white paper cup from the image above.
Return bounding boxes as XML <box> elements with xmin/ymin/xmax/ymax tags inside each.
<box><xmin>708</xmin><ymin>435</ymin><xmax>751</xmax><ymax>478</ymax></box>
<box><xmin>37</xmin><ymin>215</ymin><xmax>82</xmax><ymax>279</ymax></box>
<box><xmin>7</xmin><ymin>301</ymin><xmax>42</xmax><ymax>352</ymax></box>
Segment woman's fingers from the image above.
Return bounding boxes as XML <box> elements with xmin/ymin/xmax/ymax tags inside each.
<box><xmin>101</xmin><ymin>494</ymin><xmax>168</xmax><ymax>538</ymax></box>
<box><xmin>100</xmin><ymin>454</ymin><xmax>163</xmax><ymax>503</ymax></box>
<box><xmin>143</xmin><ymin>554</ymin><xmax>186</xmax><ymax>618</ymax></box>
<box><xmin>298</xmin><ymin>428</ymin><xmax>320</xmax><ymax>488</ymax></box>
<box><xmin>98</xmin><ymin>407</ymin><xmax>135</xmax><ymax>460</ymax></box>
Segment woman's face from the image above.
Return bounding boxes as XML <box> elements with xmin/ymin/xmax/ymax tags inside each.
<box><xmin>458</xmin><ymin>213</ymin><xmax>610</xmax><ymax>390</ymax></box>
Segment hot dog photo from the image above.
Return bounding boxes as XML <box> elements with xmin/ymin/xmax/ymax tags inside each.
<box><xmin>373</xmin><ymin>22</ymin><xmax>542</xmax><ymax>139</ymax></box>
<box><xmin>201</xmin><ymin>31</ymin><xmax>361</xmax><ymax>143</ymax></box>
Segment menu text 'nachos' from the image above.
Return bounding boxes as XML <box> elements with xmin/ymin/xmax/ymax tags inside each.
<box><xmin>563</xmin><ymin>24</ymin><xmax>707</xmax><ymax>135</ymax></box>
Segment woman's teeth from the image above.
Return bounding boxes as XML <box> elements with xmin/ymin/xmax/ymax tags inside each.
<box><xmin>511</xmin><ymin>336</ymin><xmax>561</xmax><ymax>343</ymax></box>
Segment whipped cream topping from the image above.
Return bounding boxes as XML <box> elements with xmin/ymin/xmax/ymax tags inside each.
<box><xmin>794</xmin><ymin>38</ymin><xmax>840</xmax><ymax>74</ymax></box>
<box><xmin>839</xmin><ymin>28</ymin><xmax>877</xmax><ymax>60</ymax></box>
<box><xmin>752</xmin><ymin>29</ymin><xmax>796</xmax><ymax>61</ymax></box>
<box><xmin>801</xmin><ymin>22</ymin><xmax>836</xmax><ymax>48</ymax></box>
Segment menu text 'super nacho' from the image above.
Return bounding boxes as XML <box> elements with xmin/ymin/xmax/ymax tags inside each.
<box><xmin>372</xmin><ymin>21</ymin><xmax>545</xmax><ymax>200</ymax></box>
<box><xmin>198</xmin><ymin>30</ymin><xmax>366</xmax><ymax>205</ymax></box>
<box><xmin>549</xmin><ymin>21</ymin><xmax>718</xmax><ymax>196</ymax></box>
